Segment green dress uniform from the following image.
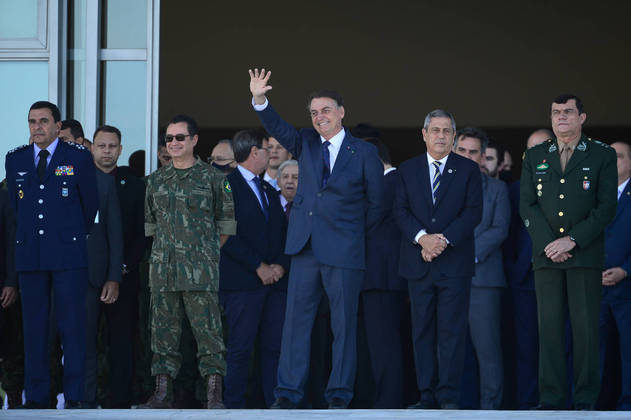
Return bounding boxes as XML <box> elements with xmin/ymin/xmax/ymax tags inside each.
<box><xmin>144</xmin><ymin>158</ymin><xmax>237</xmax><ymax>380</ymax></box>
<box><xmin>520</xmin><ymin>134</ymin><xmax>617</xmax><ymax>408</ymax></box>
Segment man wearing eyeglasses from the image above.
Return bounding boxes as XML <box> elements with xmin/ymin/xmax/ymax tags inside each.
<box><xmin>141</xmin><ymin>114</ymin><xmax>236</xmax><ymax>409</ymax></box>
<box><xmin>520</xmin><ymin>94</ymin><xmax>617</xmax><ymax>410</ymax></box>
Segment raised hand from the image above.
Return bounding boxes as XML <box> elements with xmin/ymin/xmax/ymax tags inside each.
<box><xmin>249</xmin><ymin>68</ymin><xmax>273</xmax><ymax>105</ymax></box>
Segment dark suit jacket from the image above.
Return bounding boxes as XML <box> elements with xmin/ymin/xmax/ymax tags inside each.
<box><xmin>256</xmin><ymin>104</ymin><xmax>384</xmax><ymax>270</ymax></box>
<box><xmin>114</xmin><ymin>166</ymin><xmax>147</xmax><ymax>274</ymax></box>
<box><xmin>394</xmin><ymin>152</ymin><xmax>483</xmax><ymax>279</ymax></box>
<box><xmin>220</xmin><ymin>168</ymin><xmax>290</xmax><ymax>291</ymax></box>
<box><xmin>363</xmin><ymin>169</ymin><xmax>406</xmax><ymax>291</ymax></box>
<box><xmin>503</xmin><ymin>180</ymin><xmax>534</xmax><ymax>290</ymax></box>
<box><xmin>87</xmin><ymin>169</ymin><xmax>123</xmax><ymax>289</ymax></box>
<box><xmin>473</xmin><ymin>174</ymin><xmax>510</xmax><ymax>287</ymax></box>
<box><xmin>0</xmin><ymin>183</ymin><xmax>16</xmax><ymax>288</ymax></box>
<box><xmin>5</xmin><ymin>141</ymin><xmax>99</xmax><ymax>272</ymax></box>
<box><xmin>603</xmin><ymin>180</ymin><xmax>631</xmax><ymax>301</ymax></box>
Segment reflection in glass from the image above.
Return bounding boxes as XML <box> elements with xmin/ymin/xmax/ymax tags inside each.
<box><xmin>101</xmin><ymin>0</ymin><xmax>147</xmax><ymax>49</ymax></box>
<box><xmin>0</xmin><ymin>0</ymin><xmax>39</xmax><ymax>39</ymax></box>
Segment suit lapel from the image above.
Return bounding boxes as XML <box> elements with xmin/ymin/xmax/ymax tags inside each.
<box><xmin>433</xmin><ymin>153</ymin><xmax>457</xmax><ymax>209</ymax></box>
<box><xmin>307</xmin><ymin>135</ymin><xmax>324</xmax><ymax>189</ymax></box>
<box><xmin>562</xmin><ymin>138</ymin><xmax>589</xmax><ymax>176</ymax></box>
<box><xmin>546</xmin><ymin>140</ymin><xmax>563</xmax><ymax>178</ymax></box>
<box><xmin>613</xmin><ymin>181</ymin><xmax>631</xmax><ymax>222</ymax></box>
<box><xmin>235</xmin><ymin>170</ymin><xmax>266</xmax><ymax>220</ymax></box>
<box><xmin>416</xmin><ymin>155</ymin><xmax>433</xmax><ymax>213</ymax></box>
<box><xmin>44</xmin><ymin>142</ymin><xmax>65</xmax><ymax>182</ymax></box>
<box><xmin>327</xmin><ymin>134</ymin><xmax>353</xmax><ymax>186</ymax></box>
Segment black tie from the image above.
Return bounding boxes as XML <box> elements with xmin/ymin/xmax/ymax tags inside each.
<box><xmin>253</xmin><ymin>177</ymin><xmax>270</xmax><ymax>220</ymax></box>
<box><xmin>37</xmin><ymin>149</ymin><xmax>50</xmax><ymax>181</ymax></box>
<box><xmin>322</xmin><ymin>141</ymin><xmax>331</xmax><ymax>188</ymax></box>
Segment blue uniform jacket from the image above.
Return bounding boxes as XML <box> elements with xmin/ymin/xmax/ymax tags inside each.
<box><xmin>5</xmin><ymin>141</ymin><xmax>98</xmax><ymax>272</ymax></box>
<box><xmin>603</xmin><ymin>181</ymin><xmax>631</xmax><ymax>301</ymax></box>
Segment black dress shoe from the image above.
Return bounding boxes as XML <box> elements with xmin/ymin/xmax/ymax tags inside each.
<box><xmin>328</xmin><ymin>397</ymin><xmax>348</xmax><ymax>409</ymax></box>
<box><xmin>270</xmin><ymin>397</ymin><xmax>297</xmax><ymax>409</ymax></box>
<box><xmin>440</xmin><ymin>402</ymin><xmax>459</xmax><ymax>409</ymax></box>
<box><xmin>16</xmin><ymin>400</ymin><xmax>48</xmax><ymax>409</ymax></box>
<box><xmin>65</xmin><ymin>400</ymin><xmax>83</xmax><ymax>409</ymax></box>
<box><xmin>408</xmin><ymin>399</ymin><xmax>436</xmax><ymax>409</ymax></box>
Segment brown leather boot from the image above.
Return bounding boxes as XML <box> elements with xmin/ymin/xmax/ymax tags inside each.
<box><xmin>137</xmin><ymin>374</ymin><xmax>174</xmax><ymax>409</ymax></box>
<box><xmin>206</xmin><ymin>374</ymin><xmax>225</xmax><ymax>409</ymax></box>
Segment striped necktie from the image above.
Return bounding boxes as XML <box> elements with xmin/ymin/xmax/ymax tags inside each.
<box><xmin>432</xmin><ymin>161</ymin><xmax>442</xmax><ymax>203</ymax></box>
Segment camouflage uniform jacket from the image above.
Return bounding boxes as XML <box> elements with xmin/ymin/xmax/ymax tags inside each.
<box><xmin>145</xmin><ymin>158</ymin><xmax>236</xmax><ymax>292</ymax></box>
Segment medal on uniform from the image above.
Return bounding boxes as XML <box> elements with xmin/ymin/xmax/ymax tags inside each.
<box><xmin>583</xmin><ymin>180</ymin><xmax>590</xmax><ymax>190</ymax></box>
<box><xmin>536</xmin><ymin>163</ymin><xmax>549</xmax><ymax>170</ymax></box>
<box><xmin>62</xmin><ymin>187</ymin><xmax>69</xmax><ymax>197</ymax></box>
<box><xmin>18</xmin><ymin>190</ymin><xmax>24</xmax><ymax>199</ymax></box>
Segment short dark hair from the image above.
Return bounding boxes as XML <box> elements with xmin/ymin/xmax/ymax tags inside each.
<box><xmin>167</xmin><ymin>114</ymin><xmax>199</xmax><ymax>137</ymax></box>
<box><xmin>93</xmin><ymin>125</ymin><xmax>122</xmax><ymax>144</ymax></box>
<box><xmin>486</xmin><ymin>140</ymin><xmax>505</xmax><ymax>166</ymax></box>
<box><xmin>455</xmin><ymin>126</ymin><xmax>489</xmax><ymax>154</ymax></box>
<box><xmin>232</xmin><ymin>129</ymin><xmax>266</xmax><ymax>163</ymax></box>
<box><xmin>30</xmin><ymin>101</ymin><xmax>61</xmax><ymax>122</ymax></box>
<box><xmin>158</xmin><ymin>132</ymin><xmax>166</xmax><ymax>148</ymax></box>
<box><xmin>364</xmin><ymin>137</ymin><xmax>392</xmax><ymax>165</ymax></box>
<box><xmin>307</xmin><ymin>90</ymin><xmax>344</xmax><ymax>109</ymax></box>
<box><xmin>60</xmin><ymin>119</ymin><xmax>85</xmax><ymax>139</ymax></box>
<box><xmin>553</xmin><ymin>93</ymin><xmax>585</xmax><ymax>114</ymax></box>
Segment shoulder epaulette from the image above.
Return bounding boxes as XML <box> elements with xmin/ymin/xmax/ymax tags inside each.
<box><xmin>7</xmin><ymin>144</ymin><xmax>29</xmax><ymax>155</ymax></box>
<box><xmin>64</xmin><ymin>141</ymin><xmax>88</xmax><ymax>151</ymax></box>
<box><xmin>588</xmin><ymin>138</ymin><xmax>611</xmax><ymax>149</ymax></box>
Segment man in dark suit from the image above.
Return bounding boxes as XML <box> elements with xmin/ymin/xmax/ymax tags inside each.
<box><xmin>360</xmin><ymin>137</ymin><xmax>407</xmax><ymax>408</ymax></box>
<box><xmin>454</xmin><ymin>127</ymin><xmax>510</xmax><ymax>409</ymax></box>
<box><xmin>248</xmin><ymin>69</ymin><xmax>384</xmax><ymax>409</ymax></box>
<box><xmin>503</xmin><ymin>129</ymin><xmax>550</xmax><ymax>409</ymax></box>
<box><xmin>394</xmin><ymin>109</ymin><xmax>482</xmax><ymax>409</ymax></box>
<box><xmin>599</xmin><ymin>141</ymin><xmax>631</xmax><ymax>410</ymax></box>
<box><xmin>91</xmin><ymin>125</ymin><xmax>147</xmax><ymax>408</ymax></box>
<box><xmin>520</xmin><ymin>94</ymin><xmax>617</xmax><ymax>410</ymax></box>
<box><xmin>219</xmin><ymin>129</ymin><xmax>290</xmax><ymax>408</ymax></box>
<box><xmin>4</xmin><ymin>101</ymin><xmax>98</xmax><ymax>409</ymax></box>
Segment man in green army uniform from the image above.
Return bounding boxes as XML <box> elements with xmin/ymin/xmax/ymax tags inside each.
<box><xmin>139</xmin><ymin>114</ymin><xmax>236</xmax><ymax>409</ymax></box>
<box><xmin>520</xmin><ymin>94</ymin><xmax>617</xmax><ymax>410</ymax></box>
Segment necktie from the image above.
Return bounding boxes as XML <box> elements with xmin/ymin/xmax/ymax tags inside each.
<box><xmin>37</xmin><ymin>149</ymin><xmax>50</xmax><ymax>181</ymax></box>
<box><xmin>321</xmin><ymin>141</ymin><xmax>331</xmax><ymax>188</ymax></box>
<box><xmin>284</xmin><ymin>201</ymin><xmax>293</xmax><ymax>219</ymax></box>
<box><xmin>253</xmin><ymin>176</ymin><xmax>270</xmax><ymax>220</ymax></box>
<box><xmin>560</xmin><ymin>145</ymin><xmax>572</xmax><ymax>173</ymax></box>
<box><xmin>431</xmin><ymin>161</ymin><xmax>442</xmax><ymax>203</ymax></box>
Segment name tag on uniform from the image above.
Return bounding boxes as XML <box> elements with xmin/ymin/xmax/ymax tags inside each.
<box><xmin>62</xmin><ymin>187</ymin><xmax>69</xmax><ymax>197</ymax></box>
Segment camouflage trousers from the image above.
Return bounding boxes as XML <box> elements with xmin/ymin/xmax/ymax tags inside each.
<box><xmin>150</xmin><ymin>291</ymin><xmax>226</xmax><ymax>378</ymax></box>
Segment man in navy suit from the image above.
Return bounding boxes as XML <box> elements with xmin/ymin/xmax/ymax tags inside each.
<box><xmin>248</xmin><ymin>69</ymin><xmax>384</xmax><ymax>409</ymax></box>
<box><xmin>503</xmin><ymin>129</ymin><xmax>550</xmax><ymax>409</ymax></box>
<box><xmin>599</xmin><ymin>141</ymin><xmax>631</xmax><ymax>410</ymax></box>
<box><xmin>394</xmin><ymin>109</ymin><xmax>482</xmax><ymax>409</ymax></box>
<box><xmin>360</xmin><ymin>137</ymin><xmax>407</xmax><ymax>408</ymax></box>
<box><xmin>454</xmin><ymin>127</ymin><xmax>510</xmax><ymax>409</ymax></box>
<box><xmin>219</xmin><ymin>129</ymin><xmax>290</xmax><ymax>408</ymax></box>
<box><xmin>4</xmin><ymin>101</ymin><xmax>98</xmax><ymax>409</ymax></box>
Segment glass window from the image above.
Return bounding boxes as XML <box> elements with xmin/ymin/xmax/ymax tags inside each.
<box><xmin>0</xmin><ymin>61</ymin><xmax>48</xmax><ymax>179</ymax></box>
<box><xmin>101</xmin><ymin>61</ymin><xmax>147</xmax><ymax>167</ymax></box>
<box><xmin>102</xmin><ymin>0</ymin><xmax>147</xmax><ymax>49</ymax></box>
<box><xmin>0</xmin><ymin>0</ymin><xmax>39</xmax><ymax>39</ymax></box>
<box><xmin>67</xmin><ymin>0</ymin><xmax>87</xmax><ymax>124</ymax></box>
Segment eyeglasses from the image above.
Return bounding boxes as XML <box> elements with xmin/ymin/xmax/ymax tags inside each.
<box><xmin>165</xmin><ymin>134</ymin><xmax>192</xmax><ymax>143</ymax></box>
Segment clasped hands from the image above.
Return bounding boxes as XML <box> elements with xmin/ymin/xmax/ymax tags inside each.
<box><xmin>257</xmin><ymin>262</ymin><xmax>285</xmax><ymax>285</ymax></box>
<box><xmin>418</xmin><ymin>233</ymin><xmax>448</xmax><ymax>262</ymax></box>
<box><xmin>544</xmin><ymin>236</ymin><xmax>576</xmax><ymax>263</ymax></box>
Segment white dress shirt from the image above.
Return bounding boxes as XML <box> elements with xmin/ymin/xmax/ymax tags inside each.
<box><xmin>413</xmin><ymin>153</ymin><xmax>450</xmax><ymax>243</ymax></box>
<box><xmin>619</xmin><ymin>177</ymin><xmax>630</xmax><ymax>201</ymax></box>
<box><xmin>237</xmin><ymin>165</ymin><xmax>268</xmax><ymax>210</ymax></box>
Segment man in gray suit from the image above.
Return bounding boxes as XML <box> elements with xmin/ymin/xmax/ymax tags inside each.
<box><xmin>454</xmin><ymin>127</ymin><xmax>510</xmax><ymax>409</ymax></box>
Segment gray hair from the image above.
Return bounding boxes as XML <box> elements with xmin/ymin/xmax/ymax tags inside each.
<box><xmin>423</xmin><ymin>109</ymin><xmax>456</xmax><ymax>132</ymax></box>
<box><xmin>277</xmin><ymin>159</ymin><xmax>298</xmax><ymax>179</ymax></box>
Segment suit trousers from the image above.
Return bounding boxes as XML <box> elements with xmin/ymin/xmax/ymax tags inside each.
<box><xmin>361</xmin><ymin>289</ymin><xmax>405</xmax><ymax>408</ymax></box>
<box><xmin>599</xmin><ymin>297</ymin><xmax>631</xmax><ymax>410</ymax></box>
<box><xmin>408</xmin><ymin>266</ymin><xmax>471</xmax><ymax>405</ymax></box>
<box><xmin>84</xmin><ymin>278</ymin><xmax>136</xmax><ymax>406</ymax></box>
<box><xmin>535</xmin><ymin>267</ymin><xmax>601</xmax><ymax>408</ymax></box>
<box><xmin>220</xmin><ymin>288</ymin><xmax>286</xmax><ymax>408</ymax></box>
<box><xmin>19</xmin><ymin>269</ymin><xmax>87</xmax><ymax>404</ymax></box>
<box><xmin>511</xmin><ymin>284</ymin><xmax>539</xmax><ymax>409</ymax></box>
<box><xmin>274</xmin><ymin>247</ymin><xmax>363</xmax><ymax>405</ymax></box>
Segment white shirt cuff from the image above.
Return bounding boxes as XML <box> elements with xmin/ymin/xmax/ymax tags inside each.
<box><xmin>252</xmin><ymin>97</ymin><xmax>269</xmax><ymax>111</ymax></box>
<box><xmin>414</xmin><ymin>229</ymin><xmax>427</xmax><ymax>244</ymax></box>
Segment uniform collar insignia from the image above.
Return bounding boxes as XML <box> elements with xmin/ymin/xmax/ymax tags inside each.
<box><xmin>577</xmin><ymin>141</ymin><xmax>587</xmax><ymax>151</ymax></box>
<box><xmin>548</xmin><ymin>143</ymin><xmax>558</xmax><ymax>153</ymax></box>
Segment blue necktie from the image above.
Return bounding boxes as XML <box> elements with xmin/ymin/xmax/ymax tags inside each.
<box><xmin>321</xmin><ymin>141</ymin><xmax>331</xmax><ymax>188</ymax></box>
<box><xmin>253</xmin><ymin>177</ymin><xmax>269</xmax><ymax>220</ymax></box>
<box><xmin>432</xmin><ymin>161</ymin><xmax>441</xmax><ymax>203</ymax></box>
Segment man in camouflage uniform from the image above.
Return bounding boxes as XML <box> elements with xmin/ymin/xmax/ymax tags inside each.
<box><xmin>139</xmin><ymin>114</ymin><xmax>236</xmax><ymax>409</ymax></box>
<box><xmin>520</xmin><ymin>94</ymin><xmax>617</xmax><ymax>410</ymax></box>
